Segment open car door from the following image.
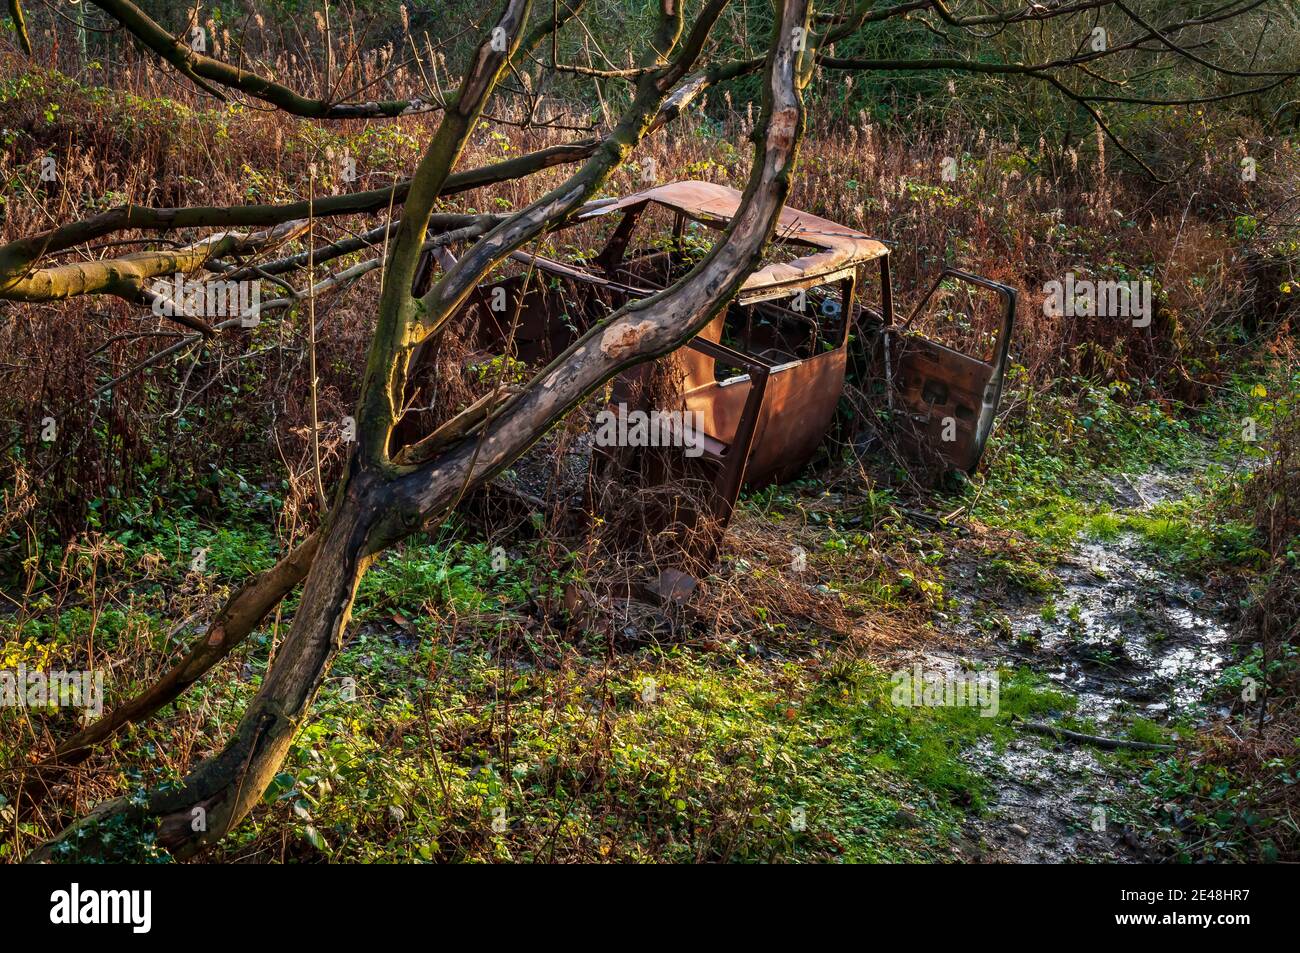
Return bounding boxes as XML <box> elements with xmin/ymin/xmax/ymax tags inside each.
<box><xmin>870</xmin><ymin>268</ymin><xmax>1017</xmax><ymax>474</ymax></box>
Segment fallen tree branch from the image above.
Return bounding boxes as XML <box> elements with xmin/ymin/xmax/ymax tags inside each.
<box><xmin>219</xmin><ymin>214</ymin><xmax>502</xmax><ymax>280</ymax></box>
<box><xmin>1</xmin><ymin>221</ymin><xmax>308</xmax><ymax>305</ymax></box>
<box><xmin>1015</xmin><ymin>719</ymin><xmax>1177</xmax><ymax>752</ymax></box>
<box><xmin>86</xmin><ymin>0</ymin><xmax>585</xmax><ymax>118</ymax></box>
<box><xmin>0</xmin><ymin>143</ymin><xmax>591</xmax><ymax>290</ymax></box>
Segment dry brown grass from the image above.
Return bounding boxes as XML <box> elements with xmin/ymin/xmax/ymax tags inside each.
<box><xmin>0</xmin><ymin>37</ymin><xmax>1296</xmax><ymax>538</ymax></box>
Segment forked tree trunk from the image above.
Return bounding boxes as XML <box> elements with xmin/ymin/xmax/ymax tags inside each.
<box><xmin>29</xmin><ymin>0</ymin><xmax>810</xmax><ymax>861</ymax></box>
<box><xmin>18</xmin><ymin>3</ymin><xmax>732</xmax><ymax>793</ymax></box>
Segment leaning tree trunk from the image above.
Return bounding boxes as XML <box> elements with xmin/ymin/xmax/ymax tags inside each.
<box><xmin>15</xmin><ymin>0</ymin><xmax>734</xmax><ymax>794</ymax></box>
<box><xmin>29</xmin><ymin>0</ymin><xmax>810</xmax><ymax>861</ymax></box>
<box><xmin>150</xmin><ymin>469</ymin><xmax>381</xmax><ymax>854</ymax></box>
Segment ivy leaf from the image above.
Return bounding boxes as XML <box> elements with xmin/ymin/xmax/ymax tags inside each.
<box><xmin>302</xmin><ymin>824</ymin><xmax>328</xmax><ymax>852</ymax></box>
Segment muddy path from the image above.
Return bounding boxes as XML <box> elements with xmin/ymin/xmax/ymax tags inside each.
<box><xmin>924</xmin><ymin>464</ymin><xmax>1236</xmax><ymax>863</ymax></box>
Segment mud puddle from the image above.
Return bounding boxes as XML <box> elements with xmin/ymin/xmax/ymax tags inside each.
<box><xmin>927</xmin><ymin>464</ymin><xmax>1235</xmax><ymax>862</ymax></box>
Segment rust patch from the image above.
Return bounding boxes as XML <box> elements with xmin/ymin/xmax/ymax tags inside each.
<box><xmin>574</xmin><ymin>180</ymin><xmax>886</xmax><ymax>299</ymax></box>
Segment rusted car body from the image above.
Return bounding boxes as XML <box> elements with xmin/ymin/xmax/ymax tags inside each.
<box><xmin>417</xmin><ymin>180</ymin><xmax>1016</xmax><ymax>558</ymax></box>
